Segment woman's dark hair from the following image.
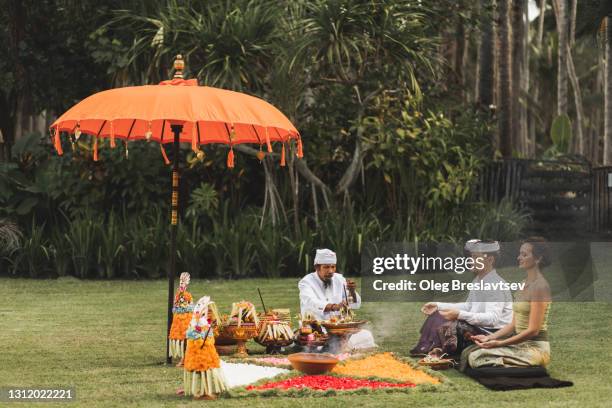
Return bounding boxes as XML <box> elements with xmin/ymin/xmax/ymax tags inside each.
<box><xmin>522</xmin><ymin>236</ymin><xmax>552</xmax><ymax>268</ymax></box>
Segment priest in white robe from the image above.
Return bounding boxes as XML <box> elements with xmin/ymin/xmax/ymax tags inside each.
<box><xmin>298</xmin><ymin>248</ymin><xmax>377</xmax><ymax>350</ymax></box>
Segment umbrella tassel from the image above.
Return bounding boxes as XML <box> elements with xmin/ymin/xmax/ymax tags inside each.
<box><xmin>110</xmin><ymin>121</ymin><xmax>116</xmax><ymax>148</ymax></box>
<box><xmin>227</xmin><ymin>148</ymin><xmax>235</xmax><ymax>168</ymax></box>
<box><xmin>160</xmin><ymin>144</ymin><xmax>170</xmax><ymax>165</ymax></box>
<box><xmin>53</xmin><ymin>127</ymin><xmax>63</xmax><ymax>156</ymax></box>
<box><xmin>265</xmin><ymin>128</ymin><xmax>272</xmax><ymax>152</ymax></box>
<box><xmin>93</xmin><ymin>137</ymin><xmax>99</xmax><ymax>162</ymax></box>
<box><xmin>297</xmin><ymin>136</ymin><xmax>304</xmax><ymax>158</ymax></box>
<box><xmin>191</xmin><ymin>123</ymin><xmax>198</xmax><ymax>152</ymax></box>
<box><xmin>145</xmin><ymin>121</ymin><xmax>152</xmax><ymax>141</ymax></box>
<box><xmin>280</xmin><ymin>143</ymin><xmax>286</xmax><ymax>167</ymax></box>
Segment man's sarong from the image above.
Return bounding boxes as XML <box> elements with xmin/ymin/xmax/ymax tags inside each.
<box><xmin>411</xmin><ymin>312</ymin><xmax>491</xmax><ymax>357</ymax></box>
<box><xmin>410</xmin><ymin>312</ymin><xmax>446</xmax><ymax>356</ymax></box>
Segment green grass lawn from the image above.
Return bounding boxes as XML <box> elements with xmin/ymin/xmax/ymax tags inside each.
<box><xmin>1</xmin><ymin>277</ymin><xmax>611</xmax><ymax>407</ymax></box>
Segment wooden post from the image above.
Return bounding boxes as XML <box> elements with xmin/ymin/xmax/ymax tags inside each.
<box><xmin>166</xmin><ymin>55</ymin><xmax>185</xmax><ymax>364</ymax></box>
<box><xmin>166</xmin><ymin>124</ymin><xmax>182</xmax><ymax>364</ymax></box>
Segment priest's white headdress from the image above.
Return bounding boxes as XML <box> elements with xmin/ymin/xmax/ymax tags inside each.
<box><xmin>314</xmin><ymin>248</ymin><xmax>337</xmax><ymax>265</ymax></box>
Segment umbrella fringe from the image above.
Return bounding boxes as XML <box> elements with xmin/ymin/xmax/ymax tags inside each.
<box><xmin>297</xmin><ymin>136</ymin><xmax>304</xmax><ymax>158</ymax></box>
<box><xmin>227</xmin><ymin>148</ymin><xmax>235</xmax><ymax>168</ymax></box>
<box><xmin>110</xmin><ymin>121</ymin><xmax>116</xmax><ymax>148</ymax></box>
<box><xmin>191</xmin><ymin>123</ymin><xmax>198</xmax><ymax>152</ymax></box>
<box><xmin>145</xmin><ymin>121</ymin><xmax>153</xmax><ymax>141</ymax></box>
<box><xmin>280</xmin><ymin>143</ymin><xmax>286</xmax><ymax>167</ymax></box>
<box><xmin>93</xmin><ymin>137</ymin><xmax>99</xmax><ymax>161</ymax></box>
<box><xmin>160</xmin><ymin>144</ymin><xmax>170</xmax><ymax>165</ymax></box>
<box><xmin>54</xmin><ymin>127</ymin><xmax>63</xmax><ymax>155</ymax></box>
<box><xmin>265</xmin><ymin>128</ymin><xmax>272</xmax><ymax>152</ymax></box>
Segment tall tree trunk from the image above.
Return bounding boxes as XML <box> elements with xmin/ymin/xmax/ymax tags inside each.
<box><xmin>555</xmin><ymin>0</ymin><xmax>569</xmax><ymax>117</ymax></box>
<box><xmin>498</xmin><ymin>0</ymin><xmax>513</xmax><ymax>158</ymax></box>
<box><xmin>476</xmin><ymin>0</ymin><xmax>495</xmax><ymax>109</ymax></box>
<box><xmin>594</xmin><ymin>53</ymin><xmax>605</xmax><ymax>164</ymax></box>
<box><xmin>569</xmin><ymin>0</ymin><xmax>577</xmax><ymax>46</ymax></box>
<box><xmin>462</xmin><ymin>23</ymin><xmax>470</xmax><ymax>103</ymax></box>
<box><xmin>475</xmin><ymin>0</ymin><xmax>482</xmax><ymax>101</ymax></box>
<box><xmin>567</xmin><ymin>47</ymin><xmax>585</xmax><ymax>155</ymax></box>
<box><xmin>523</xmin><ymin>0</ymin><xmax>531</xmax><ymax>157</ymax></box>
<box><xmin>455</xmin><ymin>18</ymin><xmax>466</xmax><ymax>97</ymax></box>
<box><xmin>512</xmin><ymin>0</ymin><xmax>526</xmax><ymax>156</ymax></box>
<box><xmin>537</xmin><ymin>0</ymin><xmax>547</xmax><ymax>48</ymax></box>
<box><xmin>4</xmin><ymin>0</ymin><xmax>27</xmax><ymax>161</ymax></box>
<box><xmin>287</xmin><ymin>149</ymin><xmax>301</xmax><ymax>236</ymax></box>
<box><xmin>533</xmin><ymin>0</ymin><xmax>547</xmax><ymax>158</ymax></box>
<box><xmin>605</xmin><ymin>17</ymin><xmax>612</xmax><ymax>165</ymax></box>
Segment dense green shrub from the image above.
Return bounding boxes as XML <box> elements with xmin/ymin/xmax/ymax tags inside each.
<box><xmin>2</xmin><ymin>196</ymin><xmax>529</xmax><ymax>279</ymax></box>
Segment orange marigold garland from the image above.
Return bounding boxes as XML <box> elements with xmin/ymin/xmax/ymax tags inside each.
<box><xmin>168</xmin><ymin>272</ymin><xmax>194</xmax><ymax>359</ymax></box>
<box><xmin>183</xmin><ymin>296</ymin><xmax>228</xmax><ymax>398</ymax></box>
<box><xmin>332</xmin><ymin>352</ymin><xmax>440</xmax><ymax>385</ymax></box>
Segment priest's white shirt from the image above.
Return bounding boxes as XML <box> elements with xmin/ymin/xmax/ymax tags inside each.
<box><xmin>298</xmin><ymin>272</ymin><xmax>376</xmax><ymax>349</ymax></box>
<box><xmin>299</xmin><ymin>272</ymin><xmax>361</xmax><ymax>320</ymax></box>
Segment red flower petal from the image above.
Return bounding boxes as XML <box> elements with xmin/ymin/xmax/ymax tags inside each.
<box><xmin>248</xmin><ymin>375</ymin><xmax>415</xmax><ymax>391</ymax></box>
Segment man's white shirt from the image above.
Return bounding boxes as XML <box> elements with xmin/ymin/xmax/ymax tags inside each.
<box><xmin>435</xmin><ymin>269</ymin><xmax>513</xmax><ymax>329</ymax></box>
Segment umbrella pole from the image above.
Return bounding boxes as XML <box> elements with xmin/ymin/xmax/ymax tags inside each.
<box><xmin>166</xmin><ymin>124</ymin><xmax>182</xmax><ymax>364</ymax></box>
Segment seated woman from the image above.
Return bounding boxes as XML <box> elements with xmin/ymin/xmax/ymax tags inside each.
<box><xmin>460</xmin><ymin>237</ymin><xmax>552</xmax><ymax>370</ymax></box>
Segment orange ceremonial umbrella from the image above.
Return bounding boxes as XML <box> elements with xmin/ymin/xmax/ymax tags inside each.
<box><xmin>50</xmin><ymin>55</ymin><xmax>302</xmax><ymax>363</ymax></box>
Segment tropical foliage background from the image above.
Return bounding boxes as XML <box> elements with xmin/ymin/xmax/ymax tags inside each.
<box><xmin>0</xmin><ymin>0</ymin><xmax>609</xmax><ymax>278</ymax></box>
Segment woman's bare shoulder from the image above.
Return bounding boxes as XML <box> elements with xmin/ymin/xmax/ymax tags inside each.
<box><xmin>529</xmin><ymin>277</ymin><xmax>551</xmax><ymax>301</ymax></box>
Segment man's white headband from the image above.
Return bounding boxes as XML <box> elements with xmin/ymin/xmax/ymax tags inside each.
<box><xmin>465</xmin><ymin>239</ymin><xmax>500</xmax><ymax>253</ymax></box>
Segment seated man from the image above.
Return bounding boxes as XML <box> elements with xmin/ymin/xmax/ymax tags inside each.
<box><xmin>411</xmin><ymin>240</ymin><xmax>513</xmax><ymax>356</ymax></box>
<box><xmin>298</xmin><ymin>248</ymin><xmax>376</xmax><ymax>350</ymax></box>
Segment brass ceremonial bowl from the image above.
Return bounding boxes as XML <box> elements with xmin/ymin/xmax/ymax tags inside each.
<box><xmin>214</xmin><ymin>325</ymin><xmax>237</xmax><ymax>345</ymax></box>
<box><xmin>223</xmin><ymin>323</ymin><xmax>258</xmax><ymax>357</ymax></box>
<box><xmin>214</xmin><ymin>324</ymin><xmax>238</xmax><ymax>355</ymax></box>
<box><xmin>321</xmin><ymin>320</ymin><xmax>368</xmax><ymax>336</ymax></box>
<box><xmin>288</xmin><ymin>352</ymin><xmax>339</xmax><ymax>374</ymax></box>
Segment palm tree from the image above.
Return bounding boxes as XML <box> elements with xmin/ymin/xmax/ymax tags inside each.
<box><xmin>285</xmin><ymin>0</ymin><xmax>438</xmax><ymax>197</ymax></box>
<box><xmin>106</xmin><ymin>0</ymin><xmax>282</xmax><ymax>92</ymax></box>
<box><xmin>575</xmin><ymin>0</ymin><xmax>612</xmax><ymax>163</ymax></box>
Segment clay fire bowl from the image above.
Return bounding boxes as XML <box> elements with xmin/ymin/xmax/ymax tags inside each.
<box><xmin>287</xmin><ymin>352</ymin><xmax>339</xmax><ymax>375</ymax></box>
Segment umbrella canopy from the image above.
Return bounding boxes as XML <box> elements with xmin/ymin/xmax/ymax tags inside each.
<box><xmin>50</xmin><ymin>61</ymin><xmax>301</xmax><ymax>166</ymax></box>
<box><xmin>51</xmin><ymin>80</ymin><xmax>300</xmax><ymax>147</ymax></box>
